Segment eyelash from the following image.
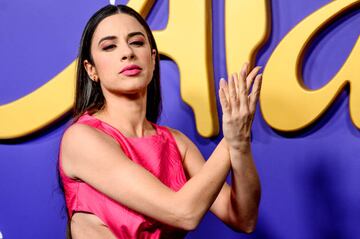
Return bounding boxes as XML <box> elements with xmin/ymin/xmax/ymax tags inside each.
<box><xmin>130</xmin><ymin>41</ymin><xmax>144</xmax><ymax>46</ymax></box>
<box><xmin>102</xmin><ymin>45</ymin><xmax>116</xmax><ymax>51</ymax></box>
<box><xmin>102</xmin><ymin>41</ymin><xmax>144</xmax><ymax>51</ymax></box>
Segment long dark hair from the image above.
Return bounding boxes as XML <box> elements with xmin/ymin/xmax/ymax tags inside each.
<box><xmin>73</xmin><ymin>4</ymin><xmax>161</xmax><ymax>123</ymax></box>
<box><xmin>64</xmin><ymin>5</ymin><xmax>161</xmax><ymax>238</ymax></box>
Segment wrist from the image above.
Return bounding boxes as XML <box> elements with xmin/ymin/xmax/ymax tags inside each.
<box><xmin>229</xmin><ymin>143</ymin><xmax>253</xmax><ymax>171</ymax></box>
<box><xmin>229</xmin><ymin>141</ymin><xmax>252</xmax><ymax>154</ymax></box>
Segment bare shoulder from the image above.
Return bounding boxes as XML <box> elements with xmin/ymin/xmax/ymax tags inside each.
<box><xmin>164</xmin><ymin>127</ymin><xmax>205</xmax><ymax>177</ymax></box>
<box><xmin>60</xmin><ymin>123</ymin><xmax>118</xmax><ymax>178</ymax></box>
<box><xmin>165</xmin><ymin>127</ymin><xmax>186</xmax><ymax>142</ymax></box>
<box><xmin>165</xmin><ymin>126</ymin><xmax>188</xmax><ymax>144</ymax></box>
<box><xmin>164</xmin><ymin>127</ymin><xmax>197</xmax><ymax>159</ymax></box>
<box><xmin>62</xmin><ymin>123</ymin><xmax>115</xmax><ymax>145</ymax></box>
<box><xmin>166</xmin><ymin>126</ymin><xmax>199</xmax><ymax>144</ymax></box>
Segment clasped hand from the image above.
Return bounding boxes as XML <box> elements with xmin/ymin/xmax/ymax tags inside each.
<box><xmin>219</xmin><ymin>63</ymin><xmax>262</xmax><ymax>152</ymax></box>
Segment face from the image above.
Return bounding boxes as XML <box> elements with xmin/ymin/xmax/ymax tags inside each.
<box><xmin>84</xmin><ymin>13</ymin><xmax>156</xmax><ymax>96</ymax></box>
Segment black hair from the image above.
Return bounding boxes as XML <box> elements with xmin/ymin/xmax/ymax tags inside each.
<box><xmin>73</xmin><ymin>4</ymin><xmax>161</xmax><ymax>122</ymax></box>
<box><xmin>62</xmin><ymin>5</ymin><xmax>161</xmax><ymax>238</ymax></box>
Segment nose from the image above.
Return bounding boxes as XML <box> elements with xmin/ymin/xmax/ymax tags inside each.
<box><xmin>121</xmin><ymin>44</ymin><xmax>135</xmax><ymax>61</ymax></box>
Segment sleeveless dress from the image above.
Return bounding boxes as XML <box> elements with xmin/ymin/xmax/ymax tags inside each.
<box><xmin>59</xmin><ymin>112</ymin><xmax>188</xmax><ymax>238</ymax></box>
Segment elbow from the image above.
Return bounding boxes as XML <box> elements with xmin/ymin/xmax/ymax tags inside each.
<box><xmin>230</xmin><ymin>220</ymin><xmax>257</xmax><ymax>234</ymax></box>
<box><xmin>177</xmin><ymin>211</ymin><xmax>201</xmax><ymax>231</ymax></box>
<box><xmin>239</xmin><ymin>221</ymin><xmax>257</xmax><ymax>234</ymax></box>
<box><xmin>179</xmin><ymin>220</ymin><xmax>199</xmax><ymax>231</ymax></box>
<box><xmin>173</xmin><ymin>204</ymin><xmax>202</xmax><ymax>231</ymax></box>
<box><xmin>229</xmin><ymin>214</ymin><xmax>258</xmax><ymax>234</ymax></box>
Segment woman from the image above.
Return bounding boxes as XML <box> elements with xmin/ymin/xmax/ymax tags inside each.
<box><xmin>59</xmin><ymin>4</ymin><xmax>262</xmax><ymax>239</ymax></box>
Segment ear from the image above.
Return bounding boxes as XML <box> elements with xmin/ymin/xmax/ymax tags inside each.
<box><xmin>83</xmin><ymin>59</ymin><xmax>99</xmax><ymax>82</ymax></box>
<box><xmin>151</xmin><ymin>49</ymin><xmax>157</xmax><ymax>71</ymax></box>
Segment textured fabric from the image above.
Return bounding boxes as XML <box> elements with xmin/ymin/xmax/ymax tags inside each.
<box><xmin>59</xmin><ymin>112</ymin><xmax>188</xmax><ymax>238</ymax></box>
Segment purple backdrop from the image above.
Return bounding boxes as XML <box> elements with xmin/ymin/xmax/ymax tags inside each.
<box><xmin>0</xmin><ymin>0</ymin><xmax>359</xmax><ymax>238</ymax></box>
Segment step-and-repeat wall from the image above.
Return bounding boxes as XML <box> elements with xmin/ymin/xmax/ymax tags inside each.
<box><xmin>0</xmin><ymin>0</ymin><xmax>359</xmax><ymax>238</ymax></box>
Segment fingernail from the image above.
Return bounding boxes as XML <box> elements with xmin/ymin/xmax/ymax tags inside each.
<box><xmin>242</xmin><ymin>62</ymin><xmax>248</xmax><ymax>69</ymax></box>
<box><xmin>219</xmin><ymin>78</ymin><xmax>225</xmax><ymax>87</ymax></box>
<box><xmin>241</xmin><ymin>69</ymin><xmax>246</xmax><ymax>77</ymax></box>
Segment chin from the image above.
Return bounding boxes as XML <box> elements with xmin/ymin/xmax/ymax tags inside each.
<box><xmin>110</xmin><ymin>76</ymin><xmax>150</xmax><ymax>94</ymax></box>
<box><xmin>121</xmin><ymin>85</ymin><xmax>148</xmax><ymax>95</ymax></box>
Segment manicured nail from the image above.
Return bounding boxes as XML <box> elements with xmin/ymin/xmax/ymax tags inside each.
<box><xmin>219</xmin><ymin>78</ymin><xmax>226</xmax><ymax>87</ymax></box>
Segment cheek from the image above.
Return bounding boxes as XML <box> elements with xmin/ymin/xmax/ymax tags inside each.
<box><xmin>143</xmin><ymin>52</ymin><xmax>155</xmax><ymax>71</ymax></box>
<box><xmin>93</xmin><ymin>55</ymin><xmax>116</xmax><ymax>77</ymax></box>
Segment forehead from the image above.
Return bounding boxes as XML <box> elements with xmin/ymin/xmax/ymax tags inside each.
<box><xmin>93</xmin><ymin>13</ymin><xmax>146</xmax><ymax>40</ymax></box>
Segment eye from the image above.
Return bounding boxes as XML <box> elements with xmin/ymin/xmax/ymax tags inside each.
<box><xmin>130</xmin><ymin>41</ymin><xmax>144</xmax><ymax>46</ymax></box>
<box><xmin>102</xmin><ymin>44</ymin><xmax>116</xmax><ymax>51</ymax></box>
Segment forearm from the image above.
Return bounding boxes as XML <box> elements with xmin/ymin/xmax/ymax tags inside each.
<box><xmin>228</xmin><ymin>144</ymin><xmax>261</xmax><ymax>232</ymax></box>
<box><xmin>176</xmin><ymin>139</ymin><xmax>231</xmax><ymax>228</ymax></box>
<box><xmin>213</xmin><ymin>63</ymin><xmax>262</xmax><ymax>232</ymax></box>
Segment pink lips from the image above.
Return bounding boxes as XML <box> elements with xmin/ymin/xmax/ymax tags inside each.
<box><xmin>120</xmin><ymin>64</ymin><xmax>142</xmax><ymax>76</ymax></box>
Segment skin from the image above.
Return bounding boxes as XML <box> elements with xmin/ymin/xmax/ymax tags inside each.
<box><xmin>61</xmin><ymin>13</ymin><xmax>262</xmax><ymax>238</ymax></box>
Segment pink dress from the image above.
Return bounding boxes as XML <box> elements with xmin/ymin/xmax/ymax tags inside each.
<box><xmin>59</xmin><ymin>113</ymin><xmax>188</xmax><ymax>238</ymax></box>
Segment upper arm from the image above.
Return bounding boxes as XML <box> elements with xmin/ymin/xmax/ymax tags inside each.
<box><xmin>168</xmin><ymin>128</ymin><xmax>233</xmax><ymax>225</ymax></box>
<box><xmin>61</xmin><ymin>124</ymin><xmax>186</xmax><ymax>228</ymax></box>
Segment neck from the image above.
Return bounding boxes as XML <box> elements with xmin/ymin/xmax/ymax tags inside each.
<box><xmin>94</xmin><ymin>91</ymin><xmax>154</xmax><ymax>137</ymax></box>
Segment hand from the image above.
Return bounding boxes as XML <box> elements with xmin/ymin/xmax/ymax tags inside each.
<box><xmin>219</xmin><ymin>63</ymin><xmax>262</xmax><ymax>152</ymax></box>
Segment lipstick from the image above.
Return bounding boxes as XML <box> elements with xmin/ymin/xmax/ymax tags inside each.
<box><xmin>120</xmin><ymin>64</ymin><xmax>142</xmax><ymax>76</ymax></box>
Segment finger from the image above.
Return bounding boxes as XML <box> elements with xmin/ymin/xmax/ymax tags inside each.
<box><xmin>246</xmin><ymin>66</ymin><xmax>262</xmax><ymax>91</ymax></box>
<box><xmin>219</xmin><ymin>78</ymin><xmax>231</xmax><ymax>116</ymax></box>
<box><xmin>239</xmin><ymin>66</ymin><xmax>249</xmax><ymax>111</ymax></box>
<box><xmin>233</xmin><ymin>72</ymin><xmax>239</xmax><ymax>98</ymax></box>
<box><xmin>241</xmin><ymin>62</ymin><xmax>249</xmax><ymax>77</ymax></box>
<box><xmin>249</xmin><ymin>74</ymin><xmax>262</xmax><ymax>113</ymax></box>
<box><xmin>220</xmin><ymin>77</ymin><xmax>230</xmax><ymax>104</ymax></box>
<box><xmin>232</xmin><ymin>73</ymin><xmax>241</xmax><ymax>111</ymax></box>
<box><xmin>228</xmin><ymin>73</ymin><xmax>237</xmax><ymax>109</ymax></box>
<box><xmin>240</xmin><ymin>63</ymin><xmax>249</xmax><ymax>94</ymax></box>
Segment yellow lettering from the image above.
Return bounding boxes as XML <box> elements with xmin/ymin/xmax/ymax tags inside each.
<box><xmin>153</xmin><ymin>0</ymin><xmax>218</xmax><ymax>137</ymax></box>
<box><xmin>225</xmin><ymin>0</ymin><xmax>270</xmax><ymax>73</ymax></box>
<box><xmin>260</xmin><ymin>0</ymin><xmax>360</xmax><ymax>131</ymax></box>
<box><xmin>127</xmin><ymin>0</ymin><xmax>155</xmax><ymax>17</ymax></box>
<box><xmin>0</xmin><ymin>0</ymin><xmax>153</xmax><ymax>139</ymax></box>
<box><xmin>3</xmin><ymin>0</ymin><xmax>358</xmax><ymax>138</ymax></box>
<box><xmin>0</xmin><ymin>62</ymin><xmax>76</xmax><ymax>139</ymax></box>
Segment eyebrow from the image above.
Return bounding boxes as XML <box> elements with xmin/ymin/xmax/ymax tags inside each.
<box><xmin>97</xmin><ymin>32</ymin><xmax>146</xmax><ymax>46</ymax></box>
<box><xmin>128</xmin><ymin>31</ymin><xmax>145</xmax><ymax>38</ymax></box>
